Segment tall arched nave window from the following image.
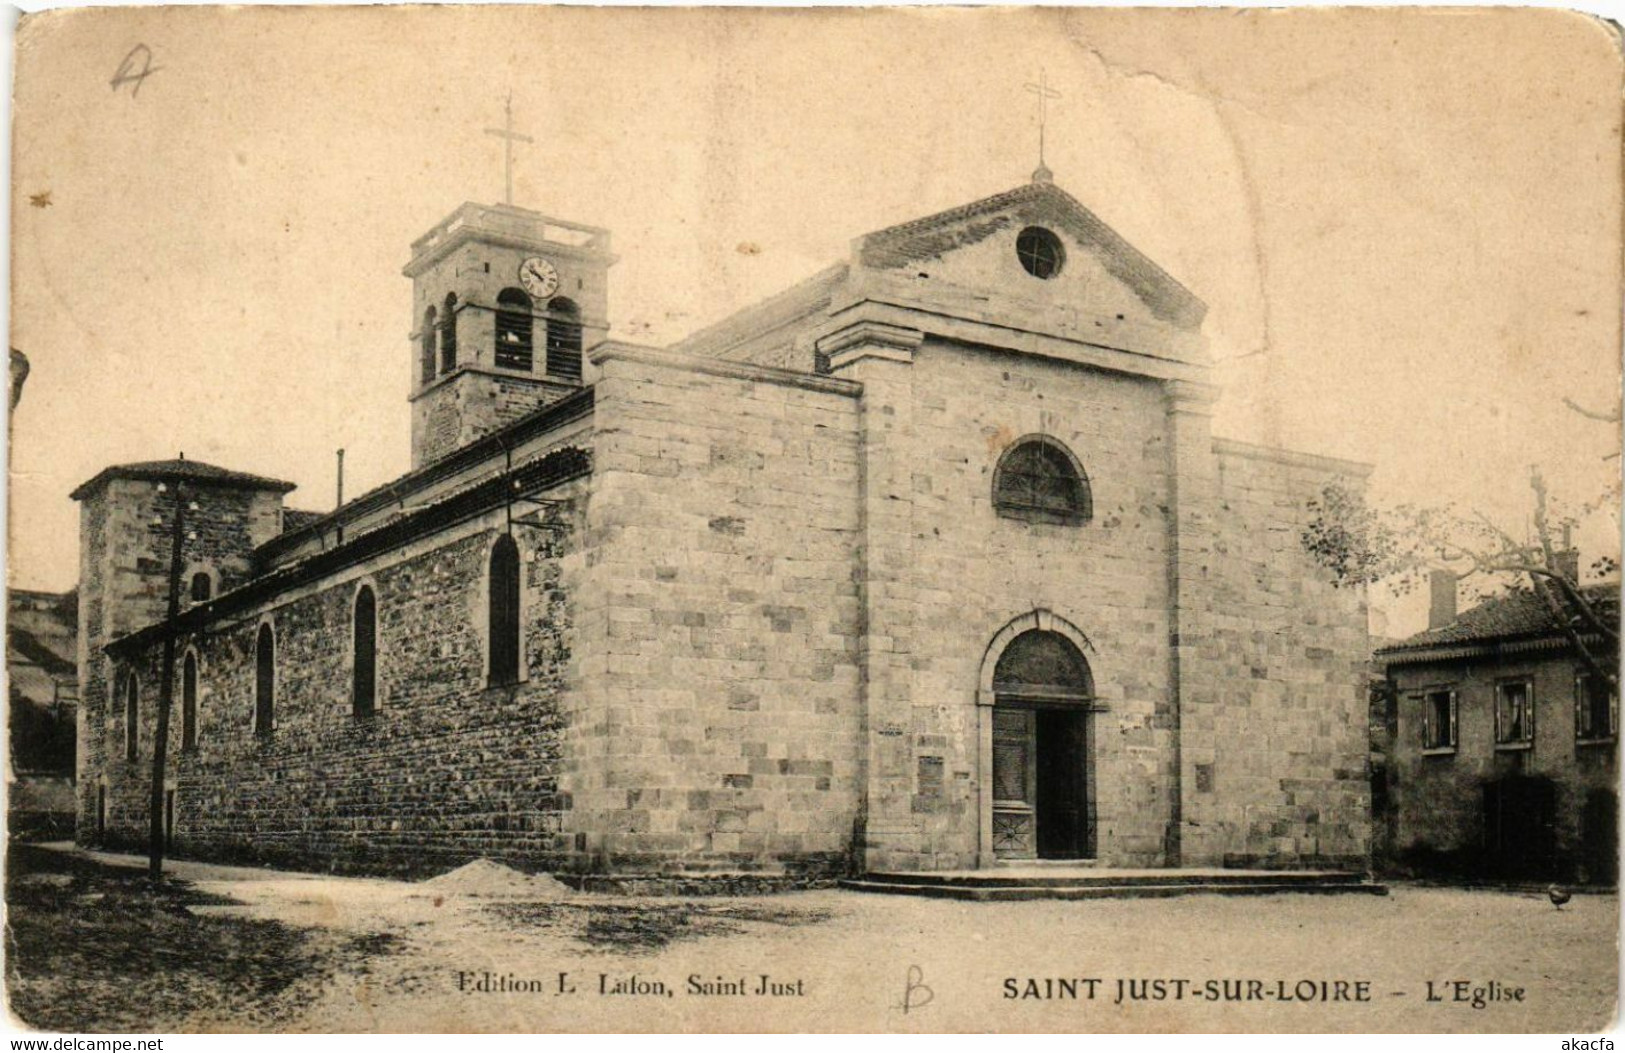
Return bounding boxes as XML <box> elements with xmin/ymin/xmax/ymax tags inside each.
<box><xmin>353</xmin><ymin>585</ymin><xmax>378</xmax><ymax>719</ymax></box>
<box><xmin>488</xmin><ymin>535</ymin><xmax>522</xmax><ymax>686</ymax></box>
<box><xmin>181</xmin><ymin>651</ymin><xmax>199</xmax><ymax>751</ymax></box>
<box><xmin>255</xmin><ymin>623</ymin><xmax>275</xmax><ymax>737</ymax></box>
<box><xmin>123</xmin><ymin>672</ymin><xmax>139</xmax><ymax>762</ymax></box>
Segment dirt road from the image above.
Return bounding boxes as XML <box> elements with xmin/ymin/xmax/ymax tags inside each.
<box><xmin>7</xmin><ymin>844</ymin><xmax>1616</xmax><ymax>1033</ymax></box>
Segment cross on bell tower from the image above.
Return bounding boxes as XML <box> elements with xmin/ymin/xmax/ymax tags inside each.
<box><xmin>484</xmin><ymin>92</ymin><xmax>534</xmax><ymax>205</ymax></box>
<box><xmin>405</xmin><ymin>104</ymin><xmax>618</xmax><ymax>468</ymax></box>
<box><xmin>1024</xmin><ymin>70</ymin><xmax>1061</xmax><ymax>184</ymax></box>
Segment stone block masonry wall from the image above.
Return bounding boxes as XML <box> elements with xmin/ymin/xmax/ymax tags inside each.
<box><xmin>837</xmin><ymin>337</ymin><xmax>1179</xmax><ymax>870</ymax></box>
<box><xmin>86</xmin><ymin>509</ymin><xmax>576</xmax><ymax>875</ymax></box>
<box><xmin>1179</xmin><ymin>443</ymin><xmax>1372</xmax><ymax>869</ymax></box>
<box><xmin>76</xmin><ymin>478</ymin><xmax>285</xmax><ymax>841</ymax></box>
<box><xmin>412</xmin><ymin>370</ymin><xmax>578</xmax><ymax>468</ymax></box>
<box><xmin>578</xmin><ymin>346</ymin><xmax>863</xmax><ymax>876</ymax></box>
<box><xmin>75</xmin><ymin>494</ymin><xmax>111</xmax><ymax>829</ymax></box>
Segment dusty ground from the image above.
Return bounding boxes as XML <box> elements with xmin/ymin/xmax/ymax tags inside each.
<box><xmin>5</xmin><ymin>842</ymin><xmax>1617</xmax><ymax>1034</ymax></box>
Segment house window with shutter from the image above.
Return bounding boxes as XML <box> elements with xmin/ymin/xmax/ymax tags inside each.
<box><xmin>1420</xmin><ymin>687</ymin><xmax>1457</xmax><ymax>754</ymax></box>
<box><xmin>1576</xmin><ymin>671</ymin><xmax>1618</xmax><ymax>744</ymax></box>
<box><xmin>1494</xmin><ymin>679</ymin><xmax>1535</xmax><ymax>750</ymax></box>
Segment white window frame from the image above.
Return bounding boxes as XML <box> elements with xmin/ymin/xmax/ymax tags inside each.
<box><xmin>1493</xmin><ymin>677</ymin><xmax>1535</xmax><ymax>751</ymax></box>
<box><xmin>1419</xmin><ymin>687</ymin><xmax>1458</xmax><ymax>755</ymax></box>
<box><xmin>1575</xmin><ymin>670</ymin><xmax>1618</xmax><ymax>745</ymax></box>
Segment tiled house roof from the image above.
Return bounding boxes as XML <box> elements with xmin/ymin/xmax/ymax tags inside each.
<box><xmin>1377</xmin><ymin>582</ymin><xmax>1619</xmax><ymax>662</ymax></box>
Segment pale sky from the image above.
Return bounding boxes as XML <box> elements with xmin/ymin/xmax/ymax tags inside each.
<box><xmin>9</xmin><ymin>7</ymin><xmax>1622</xmax><ymax>638</ymax></box>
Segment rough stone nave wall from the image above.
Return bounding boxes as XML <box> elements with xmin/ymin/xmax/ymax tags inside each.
<box><xmin>87</xmin><ymin>510</ymin><xmax>577</xmax><ymax>875</ymax></box>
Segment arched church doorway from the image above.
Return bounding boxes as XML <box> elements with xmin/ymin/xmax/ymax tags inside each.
<box><xmin>989</xmin><ymin>628</ymin><xmax>1096</xmax><ymax>861</ymax></box>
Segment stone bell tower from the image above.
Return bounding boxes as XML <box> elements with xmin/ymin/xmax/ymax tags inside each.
<box><xmin>403</xmin><ymin>202</ymin><xmax>614</xmax><ymax>468</ymax></box>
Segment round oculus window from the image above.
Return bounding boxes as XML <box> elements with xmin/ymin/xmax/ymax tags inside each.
<box><xmin>1016</xmin><ymin>226</ymin><xmax>1064</xmax><ymax>280</ymax></box>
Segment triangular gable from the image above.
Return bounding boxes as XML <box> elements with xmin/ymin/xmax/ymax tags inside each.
<box><xmin>855</xmin><ymin>181</ymin><xmax>1206</xmax><ymax>331</ymax></box>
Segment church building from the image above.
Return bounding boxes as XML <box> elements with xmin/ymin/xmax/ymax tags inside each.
<box><xmin>75</xmin><ymin>167</ymin><xmax>1374</xmax><ymax>881</ymax></box>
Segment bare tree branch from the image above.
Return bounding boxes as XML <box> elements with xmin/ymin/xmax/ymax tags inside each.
<box><xmin>1301</xmin><ymin>467</ymin><xmax>1618</xmax><ymax>691</ymax></box>
<box><xmin>1563</xmin><ymin>396</ymin><xmax>1623</xmax><ymax>423</ymax></box>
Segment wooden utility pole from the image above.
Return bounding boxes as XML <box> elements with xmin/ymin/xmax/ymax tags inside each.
<box><xmin>336</xmin><ymin>448</ymin><xmax>345</xmax><ymax>544</ymax></box>
<box><xmin>147</xmin><ymin>479</ymin><xmax>188</xmax><ymax>878</ymax></box>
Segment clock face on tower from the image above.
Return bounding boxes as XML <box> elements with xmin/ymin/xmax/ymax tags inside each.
<box><xmin>519</xmin><ymin>256</ymin><xmax>559</xmax><ymax>299</ymax></box>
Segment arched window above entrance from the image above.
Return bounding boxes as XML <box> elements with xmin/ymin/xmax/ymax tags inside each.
<box><xmin>993</xmin><ymin>629</ymin><xmax>1093</xmax><ymax>700</ymax></box>
<box><xmin>993</xmin><ymin>437</ymin><xmax>1091</xmax><ymax>526</ymax></box>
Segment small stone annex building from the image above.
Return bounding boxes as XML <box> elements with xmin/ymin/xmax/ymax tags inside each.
<box><xmin>1376</xmin><ymin>572</ymin><xmax>1619</xmax><ymax>883</ymax></box>
<box><xmin>75</xmin><ymin>171</ymin><xmax>1375</xmax><ymax>880</ymax></box>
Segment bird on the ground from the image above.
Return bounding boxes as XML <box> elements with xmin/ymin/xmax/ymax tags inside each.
<box><xmin>1548</xmin><ymin>884</ymin><xmax>1572</xmax><ymax>909</ymax></box>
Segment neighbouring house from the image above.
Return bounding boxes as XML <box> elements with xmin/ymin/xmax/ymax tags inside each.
<box><xmin>1376</xmin><ymin>568</ymin><xmax>1619</xmax><ymax>883</ymax></box>
<box><xmin>75</xmin><ymin>170</ymin><xmax>1375</xmax><ymax>881</ymax></box>
<box><xmin>9</xmin><ymin>588</ymin><xmax>79</xmax><ymax>839</ymax></box>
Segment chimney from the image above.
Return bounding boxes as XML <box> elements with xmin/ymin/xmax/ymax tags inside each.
<box><xmin>1554</xmin><ymin>524</ymin><xmax>1580</xmax><ymax>583</ymax></box>
<box><xmin>1428</xmin><ymin>569</ymin><xmax>1458</xmax><ymax>630</ymax></box>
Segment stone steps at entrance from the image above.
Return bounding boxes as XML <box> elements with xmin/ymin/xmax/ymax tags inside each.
<box><xmin>841</xmin><ymin>869</ymin><xmax>1387</xmax><ymax>901</ymax></box>
<box><xmin>840</xmin><ymin>880</ymin><xmax>1387</xmax><ymax>901</ymax></box>
<box><xmin>859</xmin><ymin>867</ymin><xmax>1366</xmax><ymax>888</ymax></box>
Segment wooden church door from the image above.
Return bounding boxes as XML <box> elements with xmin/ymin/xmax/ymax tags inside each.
<box><xmin>992</xmin><ymin>705</ymin><xmax>1093</xmax><ymax>860</ymax></box>
<box><xmin>992</xmin><ymin>708</ymin><xmax>1038</xmax><ymax>858</ymax></box>
<box><xmin>988</xmin><ymin>627</ymin><xmax>1096</xmax><ymax>862</ymax></box>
